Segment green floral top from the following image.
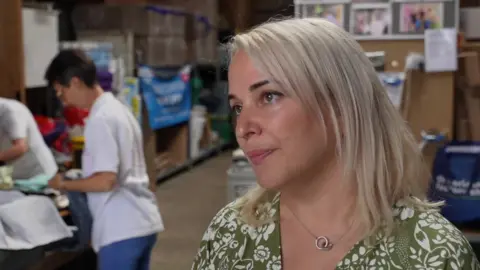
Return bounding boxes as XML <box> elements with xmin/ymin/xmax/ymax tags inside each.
<box><xmin>192</xmin><ymin>194</ymin><xmax>480</xmax><ymax>270</ymax></box>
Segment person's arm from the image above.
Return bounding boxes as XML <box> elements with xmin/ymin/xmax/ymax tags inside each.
<box><xmin>0</xmin><ymin>112</ymin><xmax>29</xmax><ymax>162</ymax></box>
<box><xmin>54</xmin><ymin>172</ymin><xmax>116</xmax><ymax>193</ymax></box>
<box><xmin>49</xmin><ymin>117</ymin><xmax>120</xmax><ymax>192</ymax></box>
<box><xmin>0</xmin><ymin>139</ymin><xmax>28</xmax><ymax>162</ymax></box>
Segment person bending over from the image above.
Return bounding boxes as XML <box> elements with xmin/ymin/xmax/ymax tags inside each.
<box><xmin>0</xmin><ymin>97</ymin><xmax>57</xmax><ymax>185</ymax></box>
<box><xmin>45</xmin><ymin>50</ymin><xmax>163</xmax><ymax>270</ymax></box>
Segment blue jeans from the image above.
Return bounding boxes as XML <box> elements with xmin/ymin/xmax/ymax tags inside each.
<box><xmin>98</xmin><ymin>234</ymin><xmax>157</xmax><ymax>270</ymax></box>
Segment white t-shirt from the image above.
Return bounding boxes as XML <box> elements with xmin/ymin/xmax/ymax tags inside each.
<box><xmin>0</xmin><ymin>98</ymin><xmax>58</xmax><ymax>179</ymax></box>
<box><xmin>82</xmin><ymin>92</ymin><xmax>164</xmax><ymax>252</ymax></box>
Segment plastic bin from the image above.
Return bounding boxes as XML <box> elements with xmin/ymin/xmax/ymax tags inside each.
<box><xmin>227</xmin><ymin>162</ymin><xmax>257</xmax><ymax>202</ymax></box>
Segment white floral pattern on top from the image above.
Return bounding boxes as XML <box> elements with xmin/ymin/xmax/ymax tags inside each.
<box><xmin>192</xmin><ymin>194</ymin><xmax>480</xmax><ymax>270</ymax></box>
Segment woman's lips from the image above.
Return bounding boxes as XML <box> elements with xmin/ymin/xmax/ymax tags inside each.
<box><xmin>246</xmin><ymin>149</ymin><xmax>275</xmax><ymax>166</ymax></box>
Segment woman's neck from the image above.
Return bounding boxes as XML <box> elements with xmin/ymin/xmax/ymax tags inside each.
<box><xmin>279</xmin><ymin>161</ymin><xmax>358</xmax><ymax>228</ymax></box>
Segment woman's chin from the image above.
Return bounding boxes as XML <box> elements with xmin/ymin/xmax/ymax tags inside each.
<box><xmin>255</xmin><ymin>175</ymin><xmax>286</xmax><ymax>191</ymax></box>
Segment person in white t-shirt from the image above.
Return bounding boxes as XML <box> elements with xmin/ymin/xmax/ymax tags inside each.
<box><xmin>0</xmin><ymin>97</ymin><xmax>58</xmax><ymax>182</ymax></box>
<box><xmin>45</xmin><ymin>50</ymin><xmax>163</xmax><ymax>270</ymax></box>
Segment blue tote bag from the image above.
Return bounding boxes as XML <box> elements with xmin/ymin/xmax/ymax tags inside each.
<box><xmin>139</xmin><ymin>65</ymin><xmax>192</xmax><ymax>130</ymax></box>
<box><xmin>429</xmin><ymin>141</ymin><xmax>480</xmax><ymax>224</ymax></box>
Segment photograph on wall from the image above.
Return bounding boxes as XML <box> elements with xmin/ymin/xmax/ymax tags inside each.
<box><xmin>302</xmin><ymin>4</ymin><xmax>345</xmax><ymax>28</ymax></box>
<box><xmin>351</xmin><ymin>5</ymin><xmax>391</xmax><ymax>37</ymax></box>
<box><xmin>399</xmin><ymin>3</ymin><xmax>444</xmax><ymax>33</ymax></box>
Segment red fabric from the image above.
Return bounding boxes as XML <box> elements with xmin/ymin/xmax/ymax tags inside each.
<box><xmin>34</xmin><ymin>115</ymin><xmax>71</xmax><ymax>153</ymax></box>
<box><xmin>53</xmin><ymin>132</ymin><xmax>72</xmax><ymax>154</ymax></box>
<box><xmin>34</xmin><ymin>116</ymin><xmax>56</xmax><ymax>135</ymax></box>
<box><xmin>63</xmin><ymin>106</ymin><xmax>89</xmax><ymax>127</ymax></box>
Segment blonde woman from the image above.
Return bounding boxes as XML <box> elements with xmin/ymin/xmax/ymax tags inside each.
<box><xmin>192</xmin><ymin>18</ymin><xmax>479</xmax><ymax>269</ymax></box>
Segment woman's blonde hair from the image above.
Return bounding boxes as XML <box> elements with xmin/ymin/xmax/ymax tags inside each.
<box><xmin>228</xmin><ymin>18</ymin><xmax>439</xmax><ymax>238</ymax></box>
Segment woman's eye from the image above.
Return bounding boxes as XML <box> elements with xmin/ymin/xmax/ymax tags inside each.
<box><xmin>231</xmin><ymin>105</ymin><xmax>242</xmax><ymax>115</ymax></box>
<box><xmin>262</xmin><ymin>92</ymin><xmax>282</xmax><ymax>104</ymax></box>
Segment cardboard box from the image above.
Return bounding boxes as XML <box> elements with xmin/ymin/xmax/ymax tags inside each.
<box><xmin>194</xmin><ymin>25</ymin><xmax>217</xmax><ymax>63</ymax></box>
<box><xmin>73</xmin><ymin>4</ymin><xmax>185</xmax><ymax>36</ymax></box>
<box><xmin>106</xmin><ymin>0</ymin><xmax>217</xmax><ymax>18</ymax></box>
<box><xmin>125</xmin><ymin>5</ymin><xmax>185</xmax><ymax>36</ymax></box>
<box><xmin>458</xmin><ymin>52</ymin><xmax>480</xmax><ymax>87</ymax></box>
<box><xmin>462</xmin><ymin>88</ymin><xmax>480</xmax><ymax>140</ymax></box>
<box><xmin>135</xmin><ymin>36</ymin><xmax>188</xmax><ymax>66</ymax></box>
<box><xmin>72</xmin><ymin>5</ymin><xmax>125</xmax><ymax>31</ymax></box>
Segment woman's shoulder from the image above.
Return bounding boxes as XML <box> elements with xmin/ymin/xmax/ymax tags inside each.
<box><xmin>390</xmin><ymin>201</ymin><xmax>478</xmax><ymax>268</ymax></box>
<box><xmin>192</xmin><ymin>195</ymin><xmax>281</xmax><ymax>270</ymax></box>
<box><xmin>339</xmin><ymin>201</ymin><xmax>479</xmax><ymax>269</ymax></box>
<box><xmin>202</xmin><ymin>194</ymin><xmax>280</xmax><ymax>237</ymax></box>
<box><xmin>207</xmin><ymin>193</ymin><xmax>280</xmax><ymax>227</ymax></box>
<box><xmin>204</xmin><ymin>199</ymin><xmax>244</xmax><ymax>234</ymax></box>
<box><xmin>393</xmin><ymin>200</ymin><xmax>469</xmax><ymax>245</ymax></box>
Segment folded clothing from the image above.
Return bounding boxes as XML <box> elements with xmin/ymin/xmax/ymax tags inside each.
<box><xmin>14</xmin><ymin>174</ymin><xmax>70</xmax><ymax>210</ymax></box>
<box><xmin>14</xmin><ymin>173</ymin><xmax>53</xmax><ymax>193</ymax></box>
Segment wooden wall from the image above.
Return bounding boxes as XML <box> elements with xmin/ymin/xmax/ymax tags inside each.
<box><xmin>359</xmin><ymin>40</ymin><xmax>454</xmax><ymax>141</ymax></box>
<box><xmin>360</xmin><ymin>40</ymin><xmax>454</xmax><ymax>168</ymax></box>
<box><xmin>0</xmin><ymin>0</ymin><xmax>25</xmax><ymax>102</ymax></box>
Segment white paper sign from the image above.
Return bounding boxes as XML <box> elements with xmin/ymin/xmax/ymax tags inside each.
<box><xmin>424</xmin><ymin>28</ymin><xmax>457</xmax><ymax>73</ymax></box>
<box><xmin>22</xmin><ymin>8</ymin><xmax>59</xmax><ymax>88</ymax></box>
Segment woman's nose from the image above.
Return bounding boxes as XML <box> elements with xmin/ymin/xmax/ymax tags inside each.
<box><xmin>235</xmin><ymin>108</ymin><xmax>262</xmax><ymax>141</ymax></box>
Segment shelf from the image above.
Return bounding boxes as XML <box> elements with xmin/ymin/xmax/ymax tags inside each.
<box><xmin>156</xmin><ymin>140</ymin><xmax>232</xmax><ymax>184</ymax></box>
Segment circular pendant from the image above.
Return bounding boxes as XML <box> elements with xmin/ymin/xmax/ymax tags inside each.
<box><xmin>315</xmin><ymin>236</ymin><xmax>333</xmax><ymax>251</ymax></box>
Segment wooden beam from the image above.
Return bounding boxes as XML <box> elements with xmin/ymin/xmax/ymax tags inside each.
<box><xmin>0</xmin><ymin>0</ymin><xmax>25</xmax><ymax>103</ymax></box>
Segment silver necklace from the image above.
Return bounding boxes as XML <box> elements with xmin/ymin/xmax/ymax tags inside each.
<box><xmin>285</xmin><ymin>204</ymin><xmax>356</xmax><ymax>251</ymax></box>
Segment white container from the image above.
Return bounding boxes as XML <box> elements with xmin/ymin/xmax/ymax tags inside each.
<box><xmin>227</xmin><ymin>163</ymin><xmax>257</xmax><ymax>202</ymax></box>
<box><xmin>189</xmin><ymin>105</ymin><xmax>207</xmax><ymax>158</ymax></box>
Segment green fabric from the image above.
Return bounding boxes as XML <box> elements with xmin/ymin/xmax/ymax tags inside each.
<box><xmin>192</xmin><ymin>194</ymin><xmax>480</xmax><ymax>269</ymax></box>
<box><xmin>191</xmin><ymin>77</ymin><xmax>203</xmax><ymax>105</ymax></box>
<box><xmin>14</xmin><ymin>173</ymin><xmax>53</xmax><ymax>192</ymax></box>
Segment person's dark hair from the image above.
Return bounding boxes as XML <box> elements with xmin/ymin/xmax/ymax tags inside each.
<box><xmin>44</xmin><ymin>49</ymin><xmax>98</xmax><ymax>88</ymax></box>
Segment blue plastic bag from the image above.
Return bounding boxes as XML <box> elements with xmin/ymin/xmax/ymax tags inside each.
<box><xmin>429</xmin><ymin>141</ymin><xmax>480</xmax><ymax>224</ymax></box>
<box><xmin>139</xmin><ymin>65</ymin><xmax>192</xmax><ymax>130</ymax></box>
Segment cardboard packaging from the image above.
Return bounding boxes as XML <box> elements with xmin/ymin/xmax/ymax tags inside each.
<box><xmin>135</xmin><ymin>36</ymin><xmax>188</xmax><ymax>66</ymax></box>
<box><xmin>105</xmin><ymin>0</ymin><xmax>217</xmax><ymax>18</ymax></box>
<box><xmin>194</xmin><ymin>24</ymin><xmax>217</xmax><ymax>63</ymax></box>
<box><xmin>125</xmin><ymin>6</ymin><xmax>185</xmax><ymax>36</ymax></box>
<box><xmin>72</xmin><ymin>5</ymin><xmax>125</xmax><ymax>31</ymax></box>
<box><xmin>458</xmin><ymin>52</ymin><xmax>480</xmax><ymax>88</ymax></box>
<box><xmin>72</xmin><ymin>4</ymin><xmax>185</xmax><ymax>36</ymax></box>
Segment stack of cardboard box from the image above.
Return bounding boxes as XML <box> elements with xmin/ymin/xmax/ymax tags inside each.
<box><xmin>72</xmin><ymin>0</ymin><xmax>218</xmax><ymax>66</ymax></box>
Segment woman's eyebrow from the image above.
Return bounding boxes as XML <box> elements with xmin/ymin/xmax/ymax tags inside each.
<box><xmin>228</xmin><ymin>80</ymin><xmax>271</xmax><ymax>101</ymax></box>
<box><xmin>248</xmin><ymin>80</ymin><xmax>270</xmax><ymax>91</ymax></box>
